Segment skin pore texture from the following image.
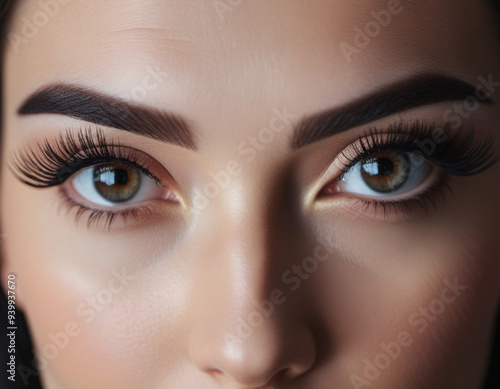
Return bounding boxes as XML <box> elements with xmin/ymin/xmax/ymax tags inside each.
<box><xmin>1</xmin><ymin>0</ymin><xmax>500</xmax><ymax>388</ymax></box>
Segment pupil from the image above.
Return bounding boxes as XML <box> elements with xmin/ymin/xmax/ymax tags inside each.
<box><xmin>93</xmin><ymin>164</ymin><xmax>141</xmax><ymax>203</ymax></box>
<box><xmin>360</xmin><ymin>152</ymin><xmax>410</xmax><ymax>193</ymax></box>
<box><xmin>95</xmin><ymin>168</ymin><xmax>129</xmax><ymax>186</ymax></box>
<box><xmin>362</xmin><ymin>158</ymin><xmax>394</xmax><ymax>177</ymax></box>
<box><xmin>113</xmin><ymin>169</ymin><xmax>129</xmax><ymax>186</ymax></box>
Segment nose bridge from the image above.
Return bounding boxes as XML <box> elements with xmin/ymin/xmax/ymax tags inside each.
<box><xmin>187</xmin><ymin>176</ymin><xmax>316</xmax><ymax>386</ymax></box>
<box><xmin>227</xmin><ymin>204</ymin><xmax>274</xmax><ymax>304</ymax></box>
<box><xmin>193</xmin><ymin>190</ymin><xmax>280</xmax><ymax>323</ymax></box>
<box><xmin>208</xmin><ymin>172</ymin><xmax>295</xmax><ymax>310</ymax></box>
<box><xmin>197</xmin><ymin>163</ymin><xmax>285</xmax><ymax>293</ymax></box>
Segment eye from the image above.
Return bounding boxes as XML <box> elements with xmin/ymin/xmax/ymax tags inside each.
<box><xmin>323</xmin><ymin>151</ymin><xmax>433</xmax><ymax>198</ymax></box>
<box><xmin>70</xmin><ymin>162</ymin><xmax>176</xmax><ymax>206</ymax></box>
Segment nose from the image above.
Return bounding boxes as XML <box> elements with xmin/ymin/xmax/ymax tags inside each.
<box><xmin>190</xmin><ymin>307</ymin><xmax>316</xmax><ymax>387</ymax></box>
<box><xmin>188</xmin><ymin>208</ymin><xmax>317</xmax><ymax>387</ymax></box>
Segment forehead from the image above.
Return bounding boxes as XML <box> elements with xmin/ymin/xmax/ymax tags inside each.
<box><xmin>4</xmin><ymin>0</ymin><xmax>498</xmax><ymax>124</ymax></box>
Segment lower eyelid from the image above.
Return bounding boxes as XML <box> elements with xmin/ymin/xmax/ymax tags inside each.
<box><xmin>56</xmin><ymin>185</ymin><xmax>181</xmax><ymax>231</ymax></box>
<box><xmin>64</xmin><ymin>179</ymin><xmax>177</xmax><ymax>211</ymax></box>
<box><xmin>315</xmin><ymin>171</ymin><xmax>453</xmax><ymax>222</ymax></box>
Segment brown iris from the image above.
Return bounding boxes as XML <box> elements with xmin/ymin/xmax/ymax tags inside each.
<box><xmin>93</xmin><ymin>163</ymin><xmax>141</xmax><ymax>203</ymax></box>
<box><xmin>360</xmin><ymin>151</ymin><xmax>410</xmax><ymax>193</ymax></box>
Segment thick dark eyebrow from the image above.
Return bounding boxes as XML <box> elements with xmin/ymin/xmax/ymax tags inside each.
<box><xmin>18</xmin><ymin>84</ymin><xmax>197</xmax><ymax>150</ymax></box>
<box><xmin>292</xmin><ymin>74</ymin><xmax>493</xmax><ymax>149</ymax></box>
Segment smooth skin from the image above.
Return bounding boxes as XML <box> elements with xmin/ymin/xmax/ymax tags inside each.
<box><xmin>1</xmin><ymin>0</ymin><xmax>500</xmax><ymax>388</ymax></box>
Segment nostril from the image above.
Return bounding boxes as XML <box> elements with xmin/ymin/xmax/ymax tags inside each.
<box><xmin>190</xmin><ymin>326</ymin><xmax>317</xmax><ymax>387</ymax></box>
<box><xmin>206</xmin><ymin>366</ymin><xmax>290</xmax><ymax>388</ymax></box>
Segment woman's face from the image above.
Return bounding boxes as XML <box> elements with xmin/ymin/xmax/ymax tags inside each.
<box><xmin>2</xmin><ymin>0</ymin><xmax>500</xmax><ymax>388</ymax></box>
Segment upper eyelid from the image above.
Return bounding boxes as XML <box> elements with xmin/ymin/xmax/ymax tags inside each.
<box><xmin>10</xmin><ymin>120</ymin><xmax>498</xmax><ymax>186</ymax></box>
<box><xmin>8</xmin><ymin>127</ymin><xmax>170</xmax><ymax>188</ymax></box>
<box><xmin>333</xmin><ymin>120</ymin><xmax>449</xmax><ymax>169</ymax></box>
<box><xmin>305</xmin><ymin>119</ymin><xmax>497</xmax><ymax>202</ymax></box>
<box><xmin>337</xmin><ymin>121</ymin><xmax>497</xmax><ymax>175</ymax></box>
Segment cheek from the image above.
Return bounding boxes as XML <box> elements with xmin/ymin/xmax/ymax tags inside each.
<box><xmin>6</xmin><ymin>240</ymin><xmax>192</xmax><ymax>387</ymax></box>
<box><xmin>1</xmin><ymin>179</ymin><xmax>193</xmax><ymax>387</ymax></box>
<box><xmin>307</xmin><ymin>204</ymin><xmax>500</xmax><ymax>387</ymax></box>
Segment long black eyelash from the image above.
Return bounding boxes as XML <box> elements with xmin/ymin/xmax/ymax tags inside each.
<box><xmin>9</xmin><ymin>127</ymin><xmax>160</xmax><ymax>188</ymax></box>
<box><xmin>338</xmin><ymin>120</ymin><xmax>498</xmax><ymax>180</ymax></box>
